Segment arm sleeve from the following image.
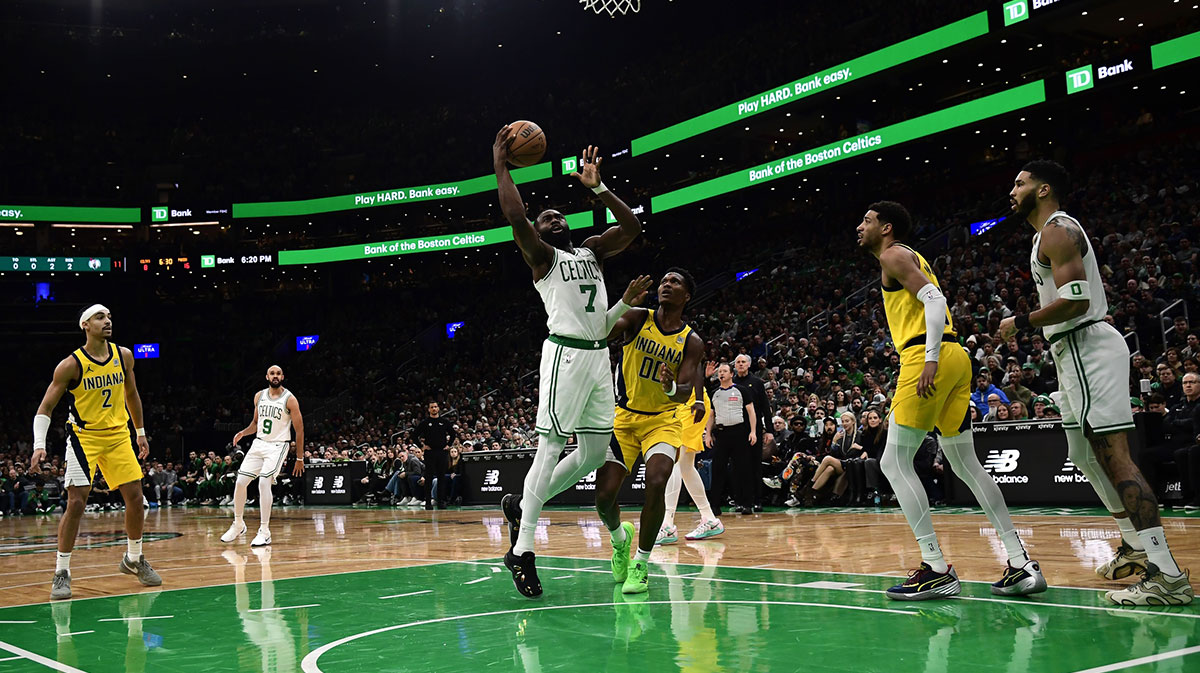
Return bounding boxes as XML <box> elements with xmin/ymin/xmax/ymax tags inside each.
<box><xmin>33</xmin><ymin>414</ymin><xmax>51</xmax><ymax>451</ymax></box>
<box><xmin>605</xmin><ymin>300</ymin><xmax>632</xmax><ymax>334</ymax></box>
<box><xmin>915</xmin><ymin>283</ymin><xmax>948</xmax><ymax>363</ymax></box>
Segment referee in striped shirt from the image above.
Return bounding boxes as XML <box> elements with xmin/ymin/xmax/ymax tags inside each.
<box><xmin>704</xmin><ymin>363</ymin><xmax>757</xmax><ymax>515</ymax></box>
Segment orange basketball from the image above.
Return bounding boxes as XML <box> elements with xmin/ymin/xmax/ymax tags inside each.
<box><xmin>507</xmin><ymin>120</ymin><xmax>546</xmax><ymax>167</ymax></box>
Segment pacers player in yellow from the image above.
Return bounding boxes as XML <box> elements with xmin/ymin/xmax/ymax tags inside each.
<box><xmin>595</xmin><ymin>268</ymin><xmax>705</xmax><ymax>595</ymax></box>
<box><xmin>858</xmin><ymin>202</ymin><xmax>1043</xmax><ymax>600</ymax></box>
<box><xmin>31</xmin><ymin>305</ymin><xmax>161</xmax><ymax>599</ymax></box>
<box><xmin>656</xmin><ymin>382</ymin><xmax>724</xmax><ymax>544</ymax></box>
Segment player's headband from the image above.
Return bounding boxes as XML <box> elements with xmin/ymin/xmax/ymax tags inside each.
<box><xmin>79</xmin><ymin>304</ymin><xmax>110</xmax><ymax>328</ymax></box>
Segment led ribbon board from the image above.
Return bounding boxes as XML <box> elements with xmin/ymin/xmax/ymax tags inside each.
<box><xmin>1152</xmin><ymin>30</ymin><xmax>1200</xmax><ymax>70</ymax></box>
<box><xmin>0</xmin><ymin>206</ymin><xmax>140</xmax><ymax>223</ymax></box>
<box><xmin>630</xmin><ymin>12</ymin><xmax>990</xmax><ymax>156</ymax></box>
<box><xmin>7</xmin><ymin>256</ymin><xmax>111</xmax><ymax>272</ymax></box>
<box><xmin>233</xmin><ymin>164</ymin><xmax>553</xmax><ymax>219</ymax></box>
<box><xmin>278</xmin><ymin>211</ymin><xmax>593</xmax><ymax>265</ymax></box>
<box><xmin>651</xmin><ymin>80</ymin><xmax>1046</xmax><ymax>212</ymax></box>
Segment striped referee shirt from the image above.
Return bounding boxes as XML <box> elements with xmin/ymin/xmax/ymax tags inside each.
<box><xmin>712</xmin><ymin>384</ymin><xmax>750</xmax><ymax>427</ymax></box>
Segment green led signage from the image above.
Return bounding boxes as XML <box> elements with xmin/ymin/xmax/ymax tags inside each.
<box><xmin>0</xmin><ymin>206</ymin><xmax>140</xmax><ymax>223</ymax></box>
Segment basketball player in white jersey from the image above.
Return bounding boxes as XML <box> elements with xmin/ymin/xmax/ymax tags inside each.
<box><xmin>221</xmin><ymin>365</ymin><xmax>304</xmax><ymax>547</ymax></box>
<box><xmin>493</xmin><ymin>125</ymin><xmax>644</xmax><ymax>597</ymax></box>
<box><xmin>1003</xmin><ymin>160</ymin><xmax>1193</xmax><ymax>605</ymax></box>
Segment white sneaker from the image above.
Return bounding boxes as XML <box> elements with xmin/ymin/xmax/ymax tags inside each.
<box><xmin>762</xmin><ymin>477</ymin><xmax>782</xmax><ymax>489</ymax></box>
<box><xmin>784</xmin><ymin>497</ymin><xmax>801</xmax><ymax>507</ymax></box>
<box><xmin>685</xmin><ymin>518</ymin><xmax>724</xmax><ymax>540</ymax></box>
<box><xmin>251</xmin><ymin>529</ymin><xmax>272</xmax><ymax>547</ymax></box>
<box><xmin>220</xmin><ymin>520</ymin><xmax>247</xmax><ymax>543</ymax></box>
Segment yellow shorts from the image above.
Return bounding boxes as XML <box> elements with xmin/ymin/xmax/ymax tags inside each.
<box><xmin>612</xmin><ymin>407</ymin><xmax>682</xmax><ymax>472</ymax></box>
<box><xmin>890</xmin><ymin>341</ymin><xmax>972</xmax><ymax>437</ymax></box>
<box><xmin>65</xmin><ymin>425</ymin><xmax>143</xmax><ymax>488</ymax></box>
<box><xmin>675</xmin><ymin>405</ymin><xmax>708</xmax><ymax>453</ymax></box>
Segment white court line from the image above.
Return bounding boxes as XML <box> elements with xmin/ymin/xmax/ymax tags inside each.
<box><xmin>60</xmin><ymin>631</ymin><xmax>94</xmax><ymax>637</ymax></box>
<box><xmin>548</xmin><ymin>554</ymin><xmax>1108</xmax><ymax>592</ymax></box>
<box><xmin>379</xmin><ymin>590</ymin><xmax>433</xmax><ymax>600</ymax></box>
<box><xmin>248</xmin><ymin>604</ymin><xmax>319</xmax><ymax>613</ymax></box>
<box><xmin>0</xmin><ymin>557</ymin><xmax>468</xmax><ymax>610</ymax></box>
<box><xmin>97</xmin><ymin>615</ymin><xmax>174</xmax><ymax>622</ymax></box>
<box><xmin>0</xmin><ymin>620</ymin><xmax>35</xmax><ymax>624</ymax></box>
<box><xmin>551</xmin><ymin>575</ymin><xmax>574</xmax><ymax>580</ymax></box>
<box><xmin>0</xmin><ymin>638</ymin><xmax>90</xmax><ymax>673</ymax></box>
<box><xmin>300</xmin><ymin>599</ymin><xmax>917</xmax><ymax>673</ymax></box>
<box><xmin>463</xmin><ymin>577</ymin><xmax>490</xmax><ymax>585</ymax></box>
<box><xmin>1072</xmin><ymin>644</ymin><xmax>1200</xmax><ymax>673</ymax></box>
<box><xmin>0</xmin><ymin>655</ymin><xmax>25</xmax><ymax>662</ymax></box>
<box><xmin>532</xmin><ymin>562</ymin><xmax>1200</xmax><ymax>621</ymax></box>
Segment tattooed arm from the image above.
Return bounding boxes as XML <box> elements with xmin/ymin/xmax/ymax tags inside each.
<box><xmin>999</xmin><ymin>217</ymin><xmax>1090</xmax><ymax>340</ymax></box>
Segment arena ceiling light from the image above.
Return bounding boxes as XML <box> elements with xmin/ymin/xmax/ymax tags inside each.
<box><xmin>0</xmin><ymin>223</ymin><xmax>35</xmax><ymax>228</ymax></box>
<box><xmin>49</xmin><ymin>223</ymin><xmax>135</xmax><ymax>229</ymax></box>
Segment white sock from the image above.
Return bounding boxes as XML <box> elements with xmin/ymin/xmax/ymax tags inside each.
<box><xmin>127</xmin><ymin>538</ymin><xmax>142</xmax><ymax>560</ymax></box>
<box><xmin>1116</xmin><ymin>517</ymin><xmax>1144</xmax><ymax>551</ymax></box>
<box><xmin>56</xmin><ymin>551</ymin><xmax>71</xmax><ymax>574</ymax></box>
<box><xmin>999</xmin><ymin>530</ymin><xmax>1030</xmax><ymax>567</ymax></box>
<box><xmin>663</xmin><ymin>463</ymin><xmax>681</xmax><ymax>529</ymax></box>
<box><xmin>679</xmin><ymin>455</ymin><xmax>716</xmax><ymax>522</ymax></box>
<box><xmin>513</xmin><ymin>433</ymin><xmax>567</xmax><ymax>555</ymax></box>
<box><xmin>258</xmin><ymin>477</ymin><xmax>274</xmax><ymax>530</ymax></box>
<box><xmin>610</xmin><ymin>523</ymin><xmax>627</xmax><ymax>545</ymax></box>
<box><xmin>917</xmin><ymin>533</ymin><xmax>948</xmax><ymax>574</ymax></box>
<box><xmin>635</xmin><ymin>547</ymin><xmax>652</xmax><ymax>562</ymax></box>
<box><xmin>1137</xmin><ymin>526</ymin><xmax>1182</xmax><ymax>575</ymax></box>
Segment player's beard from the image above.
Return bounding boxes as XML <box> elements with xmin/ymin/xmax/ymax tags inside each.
<box><xmin>542</xmin><ymin>228</ymin><xmax>572</xmax><ymax>251</ymax></box>
<box><xmin>269</xmin><ymin>380</ymin><xmax>282</xmax><ymax>389</ymax></box>
<box><xmin>1013</xmin><ymin>191</ymin><xmax>1037</xmax><ymax>219</ymax></box>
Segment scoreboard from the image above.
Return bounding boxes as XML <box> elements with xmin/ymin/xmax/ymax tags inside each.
<box><xmin>7</xmin><ymin>256</ymin><xmax>111</xmax><ymax>272</ymax></box>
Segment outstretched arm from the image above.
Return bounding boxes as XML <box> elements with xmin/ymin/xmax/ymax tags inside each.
<box><xmin>494</xmin><ymin>125</ymin><xmax>552</xmax><ymax>274</ymax></box>
<box><xmin>573</xmin><ymin>146</ymin><xmax>641</xmax><ymax>259</ymax></box>
<box><xmin>605</xmin><ymin>275</ymin><xmax>654</xmax><ymax>336</ymax></box>
<box><xmin>1000</xmin><ymin>217</ymin><xmax>1090</xmax><ymax>339</ymax></box>
<box><xmin>659</xmin><ymin>332</ymin><xmax>706</xmax><ymax>404</ymax></box>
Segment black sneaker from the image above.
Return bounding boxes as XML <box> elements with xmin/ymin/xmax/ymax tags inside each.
<box><xmin>424</xmin><ymin>502</ymin><xmax>434</xmax><ymax>511</ymax></box>
<box><xmin>885</xmin><ymin>563</ymin><xmax>960</xmax><ymax>601</ymax></box>
<box><xmin>504</xmin><ymin>549</ymin><xmax>542</xmax><ymax>598</ymax></box>
<box><xmin>501</xmin><ymin>493</ymin><xmax>522</xmax><ymax>548</ymax></box>
<box><xmin>752</xmin><ymin>504</ymin><xmax>763</xmax><ymax>513</ymax></box>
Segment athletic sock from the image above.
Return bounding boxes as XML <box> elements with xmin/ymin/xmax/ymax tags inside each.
<box><xmin>635</xmin><ymin>548</ymin><xmax>652</xmax><ymax>562</ymax></box>
<box><xmin>1116</xmin><ymin>517</ymin><xmax>1144</xmax><ymax>551</ymax></box>
<box><xmin>917</xmin><ymin>533</ymin><xmax>948</xmax><ymax>574</ymax></box>
<box><xmin>56</xmin><ymin>551</ymin><xmax>71</xmax><ymax>574</ymax></box>
<box><xmin>610</xmin><ymin>523</ymin><xmax>627</xmax><ymax>546</ymax></box>
<box><xmin>1137</xmin><ymin>526</ymin><xmax>1182</xmax><ymax>575</ymax></box>
<box><xmin>999</xmin><ymin>530</ymin><xmax>1030</xmax><ymax>567</ymax></box>
<box><xmin>127</xmin><ymin>538</ymin><xmax>142</xmax><ymax>561</ymax></box>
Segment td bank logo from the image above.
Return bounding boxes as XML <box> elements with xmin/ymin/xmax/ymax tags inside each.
<box><xmin>561</xmin><ymin>157</ymin><xmax>578</xmax><ymax>175</ymax></box>
<box><xmin>983</xmin><ymin>449</ymin><xmax>1029</xmax><ymax>484</ymax></box>
<box><xmin>201</xmin><ymin>255</ymin><xmax>215</xmax><ymax>268</ymax></box>
<box><xmin>1066</xmin><ymin>65</ymin><xmax>1094</xmax><ymax>95</ymax></box>
<box><xmin>1003</xmin><ymin>0</ymin><xmax>1028</xmax><ymax>26</ymax></box>
<box><xmin>151</xmin><ymin>207</ymin><xmax>168</xmax><ymax>222</ymax></box>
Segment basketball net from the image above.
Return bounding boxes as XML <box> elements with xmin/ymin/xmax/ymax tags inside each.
<box><xmin>579</xmin><ymin>0</ymin><xmax>640</xmax><ymax>16</ymax></box>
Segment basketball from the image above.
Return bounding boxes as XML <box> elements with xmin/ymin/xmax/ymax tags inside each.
<box><xmin>506</xmin><ymin>120</ymin><xmax>546</xmax><ymax>167</ymax></box>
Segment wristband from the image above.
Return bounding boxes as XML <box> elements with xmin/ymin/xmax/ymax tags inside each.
<box><xmin>136</xmin><ymin>427</ymin><xmax>147</xmax><ymax>437</ymax></box>
<box><xmin>666</xmin><ymin>381</ymin><xmax>677</xmax><ymax>397</ymax></box>
<box><xmin>591</xmin><ymin>182</ymin><xmax>609</xmax><ymax>195</ymax></box>
<box><xmin>1015</xmin><ymin>314</ymin><xmax>1032</xmax><ymax>330</ymax></box>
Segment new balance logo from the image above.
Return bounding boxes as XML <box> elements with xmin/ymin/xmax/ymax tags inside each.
<box><xmin>332</xmin><ymin>475</ymin><xmax>344</xmax><ymax>490</ymax></box>
<box><xmin>1055</xmin><ymin>458</ymin><xmax>1090</xmax><ymax>484</ymax></box>
<box><xmin>484</xmin><ymin>470</ymin><xmax>500</xmax><ymax>486</ymax></box>
<box><xmin>983</xmin><ymin>449</ymin><xmax>1021</xmax><ymax>474</ymax></box>
<box><xmin>313</xmin><ymin>476</ymin><xmax>324</xmax><ymax>489</ymax></box>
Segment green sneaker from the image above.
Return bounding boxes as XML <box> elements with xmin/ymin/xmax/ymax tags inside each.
<box><xmin>622</xmin><ymin>559</ymin><xmax>650</xmax><ymax>595</ymax></box>
<box><xmin>611</xmin><ymin>521</ymin><xmax>635</xmax><ymax>583</ymax></box>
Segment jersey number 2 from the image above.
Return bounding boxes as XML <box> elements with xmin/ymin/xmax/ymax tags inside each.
<box><xmin>580</xmin><ymin>284</ymin><xmax>597</xmax><ymax>313</ymax></box>
<box><xmin>100</xmin><ymin>389</ymin><xmax>113</xmax><ymax>408</ymax></box>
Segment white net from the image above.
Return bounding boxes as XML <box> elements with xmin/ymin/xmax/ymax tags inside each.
<box><xmin>579</xmin><ymin>0</ymin><xmax>640</xmax><ymax>16</ymax></box>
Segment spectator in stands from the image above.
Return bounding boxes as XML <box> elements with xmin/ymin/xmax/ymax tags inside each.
<box><xmin>1155</xmin><ymin>363</ymin><xmax>1183</xmax><ymax>405</ymax></box>
<box><xmin>443</xmin><ymin>446</ymin><xmax>465</xmax><ymax>505</ymax></box>
<box><xmin>1166</xmin><ymin>316</ymin><xmax>1191</xmax><ymax>349</ymax></box>
<box><xmin>983</xmin><ymin>393</ymin><xmax>1005</xmax><ymax>423</ymax></box>
<box><xmin>1143</xmin><ymin>372</ymin><xmax>1200</xmax><ymax>499</ymax></box>
<box><xmin>858</xmin><ymin>409</ymin><xmax>889</xmax><ymax>504</ymax></box>
<box><xmin>1003</xmin><ymin>363</ymin><xmax>1037</xmax><ymax>408</ymax></box>
<box><xmin>971</xmin><ymin>371</ymin><xmax>1010</xmax><ymax>418</ymax></box>
<box><xmin>1009</xmin><ymin>401</ymin><xmax>1029</xmax><ymax>420</ymax></box>
<box><xmin>1182</xmin><ymin>333</ymin><xmax>1200</xmax><ymax>361</ymax></box>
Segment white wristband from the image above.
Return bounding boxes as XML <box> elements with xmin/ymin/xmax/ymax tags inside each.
<box><xmin>1058</xmin><ymin>280</ymin><xmax>1090</xmax><ymax>301</ymax></box>
<box><xmin>666</xmin><ymin>381</ymin><xmax>678</xmax><ymax>397</ymax></box>
<box><xmin>136</xmin><ymin>428</ymin><xmax>146</xmax><ymax>437</ymax></box>
<box><xmin>591</xmin><ymin>182</ymin><xmax>609</xmax><ymax>195</ymax></box>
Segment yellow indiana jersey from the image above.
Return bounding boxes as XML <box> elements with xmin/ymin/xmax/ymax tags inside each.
<box><xmin>617</xmin><ymin>309</ymin><xmax>693</xmax><ymax>415</ymax></box>
<box><xmin>882</xmin><ymin>243</ymin><xmax>954</xmax><ymax>349</ymax></box>
<box><xmin>66</xmin><ymin>342</ymin><xmax>130</xmax><ymax>432</ymax></box>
